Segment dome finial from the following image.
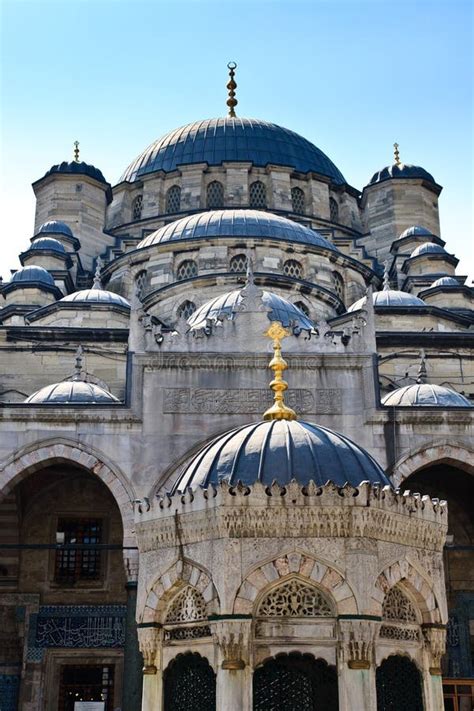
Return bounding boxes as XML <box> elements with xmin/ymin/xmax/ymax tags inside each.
<box><xmin>93</xmin><ymin>257</ymin><xmax>103</xmax><ymax>289</ymax></box>
<box><xmin>73</xmin><ymin>345</ymin><xmax>84</xmax><ymax>382</ymax></box>
<box><xmin>74</xmin><ymin>140</ymin><xmax>80</xmax><ymax>163</ymax></box>
<box><xmin>383</xmin><ymin>259</ymin><xmax>391</xmax><ymax>291</ymax></box>
<box><xmin>416</xmin><ymin>350</ymin><xmax>427</xmax><ymax>384</ymax></box>
<box><xmin>263</xmin><ymin>322</ymin><xmax>297</xmax><ymax>421</ymax></box>
<box><xmin>226</xmin><ymin>62</ymin><xmax>238</xmax><ymax>118</ymax></box>
<box><xmin>393</xmin><ymin>142</ymin><xmax>401</xmax><ymax>166</ymax></box>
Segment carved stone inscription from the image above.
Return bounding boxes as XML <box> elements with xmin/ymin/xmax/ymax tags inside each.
<box><xmin>163</xmin><ymin>388</ymin><xmax>342</xmax><ymax>414</ymax></box>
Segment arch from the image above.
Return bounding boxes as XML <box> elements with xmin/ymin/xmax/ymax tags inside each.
<box><xmin>376</xmin><ymin>655</ymin><xmax>423</xmax><ymax>711</ymax></box>
<box><xmin>256</xmin><ymin>576</ymin><xmax>334</xmax><ymax>617</ymax></box>
<box><xmin>229</xmin><ymin>253</ymin><xmax>248</xmax><ymax>273</ymax></box>
<box><xmin>253</xmin><ymin>652</ymin><xmax>338</xmax><ymax>711</ymax></box>
<box><xmin>333</xmin><ymin>271</ymin><xmax>344</xmax><ymax>302</ymax></box>
<box><xmin>176</xmin><ymin>299</ymin><xmax>196</xmax><ymax>320</ymax></box>
<box><xmin>374</xmin><ymin>559</ymin><xmax>443</xmax><ymax>624</ymax></box>
<box><xmin>234</xmin><ymin>552</ymin><xmax>357</xmax><ymax>615</ymax></box>
<box><xmin>134</xmin><ymin>269</ymin><xmax>147</xmax><ymax>299</ymax></box>
<box><xmin>176</xmin><ymin>259</ymin><xmax>197</xmax><ymax>281</ymax></box>
<box><xmin>329</xmin><ymin>196</ymin><xmax>339</xmax><ymax>223</ymax></box>
<box><xmin>283</xmin><ymin>259</ymin><xmax>303</xmax><ymax>279</ymax></box>
<box><xmin>391</xmin><ymin>441</ymin><xmax>474</xmax><ymax>487</ymax></box>
<box><xmin>165</xmin><ymin>184</ymin><xmax>181</xmax><ymax>214</ymax></box>
<box><xmin>206</xmin><ymin>180</ymin><xmax>224</xmax><ymax>208</ymax></box>
<box><xmin>249</xmin><ymin>180</ymin><xmax>267</xmax><ymax>208</ymax></box>
<box><xmin>132</xmin><ymin>194</ymin><xmax>143</xmax><ymax>220</ymax></box>
<box><xmin>164</xmin><ymin>652</ymin><xmax>216</xmax><ymax>711</ymax></box>
<box><xmin>291</xmin><ymin>186</ymin><xmax>306</xmax><ymax>214</ymax></box>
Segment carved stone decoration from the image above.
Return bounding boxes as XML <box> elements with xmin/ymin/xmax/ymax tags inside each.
<box><xmin>257</xmin><ymin>578</ymin><xmax>332</xmax><ymax>618</ymax></box>
<box><xmin>165</xmin><ymin>586</ymin><xmax>206</xmax><ymax>624</ymax></box>
<box><xmin>379</xmin><ymin>625</ymin><xmax>420</xmax><ymax>642</ymax></box>
<box><xmin>382</xmin><ymin>586</ymin><xmax>418</xmax><ymax>623</ymax></box>
<box><xmin>338</xmin><ymin>619</ymin><xmax>378</xmax><ymax>669</ymax></box>
<box><xmin>137</xmin><ymin>625</ymin><xmax>162</xmax><ymax>674</ymax></box>
<box><xmin>213</xmin><ymin>620</ymin><xmax>251</xmax><ymax>670</ymax></box>
<box><xmin>423</xmin><ymin>625</ymin><xmax>447</xmax><ymax>675</ymax></box>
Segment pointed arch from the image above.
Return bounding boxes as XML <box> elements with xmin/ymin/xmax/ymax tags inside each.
<box><xmin>374</xmin><ymin>559</ymin><xmax>445</xmax><ymax>624</ymax></box>
<box><xmin>391</xmin><ymin>441</ymin><xmax>474</xmax><ymax>487</ymax></box>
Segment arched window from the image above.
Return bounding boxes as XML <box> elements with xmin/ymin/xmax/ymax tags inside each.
<box><xmin>257</xmin><ymin>578</ymin><xmax>332</xmax><ymax>618</ymax></box>
<box><xmin>283</xmin><ymin>259</ymin><xmax>303</xmax><ymax>279</ymax></box>
<box><xmin>229</xmin><ymin>253</ymin><xmax>248</xmax><ymax>273</ymax></box>
<box><xmin>333</xmin><ymin>271</ymin><xmax>344</xmax><ymax>301</ymax></box>
<box><xmin>206</xmin><ymin>180</ymin><xmax>224</xmax><ymax>208</ymax></box>
<box><xmin>294</xmin><ymin>300</ymin><xmax>310</xmax><ymax>317</ymax></box>
<box><xmin>291</xmin><ymin>186</ymin><xmax>305</xmax><ymax>214</ymax></box>
<box><xmin>166</xmin><ymin>586</ymin><xmax>206</xmax><ymax>624</ymax></box>
<box><xmin>132</xmin><ymin>194</ymin><xmax>143</xmax><ymax>220</ymax></box>
<box><xmin>166</xmin><ymin>185</ymin><xmax>181</xmax><ymax>214</ymax></box>
<box><xmin>379</xmin><ymin>586</ymin><xmax>420</xmax><ymax>642</ymax></box>
<box><xmin>254</xmin><ymin>653</ymin><xmax>338</xmax><ymax>711</ymax></box>
<box><xmin>176</xmin><ymin>259</ymin><xmax>197</xmax><ymax>281</ymax></box>
<box><xmin>249</xmin><ymin>180</ymin><xmax>267</xmax><ymax>208</ymax></box>
<box><xmin>164</xmin><ymin>653</ymin><xmax>216</xmax><ymax>711</ymax></box>
<box><xmin>329</xmin><ymin>197</ymin><xmax>339</xmax><ymax>223</ymax></box>
<box><xmin>134</xmin><ymin>270</ymin><xmax>147</xmax><ymax>300</ymax></box>
<box><xmin>176</xmin><ymin>300</ymin><xmax>197</xmax><ymax>320</ymax></box>
<box><xmin>376</xmin><ymin>656</ymin><xmax>423</xmax><ymax>711</ymax></box>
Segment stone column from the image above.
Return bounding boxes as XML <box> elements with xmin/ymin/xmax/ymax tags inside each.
<box><xmin>337</xmin><ymin>618</ymin><xmax>379</xmax><ymax>711</ymax></box>
<box><xmin>213</xmin><ymin>619</ymin><xmax>252</xmax><ymax>711</ymax></box>
<box><xmin>137</xmin><ymin>624</ymin><xmax>162</xmax><ymax>711</ymax></box>
<box><xmin>422</xmin><ymin>625</ymin><xmax>446</xmax><ymax>711</ymax></box>
<box><xmin>122</xmin><ymin>582</ymin><xmax>143</xmax><ymax>711</ymax></box>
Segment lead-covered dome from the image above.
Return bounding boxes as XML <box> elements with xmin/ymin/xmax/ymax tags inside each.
<box><xmin>382</xmin><ymin>384</ymin><xmax>471</xmax><ymax>408</ymax></box>
<box><xmin>410</xmin><ymin>242</ymin><xmax>447</xmax><ymax>258</ymax></box>
<box><xmin>120</xmin><ymin>118</ymin><xmax>346</xmax><ymax>184</ymax></box>
<box><xmin>11</xmin><ymin>265</ymin><xmax>55</xmax><ymax>287</ymax></box>
<box><xmin>30</xmin><ymin>237</ymin><xmax>66</xmax><ymax>254</ymax></box>
<box><xmin>348</xmin><ymin>289</ymin><xmax>425</xmax><ymax>311</ymax></box>
<box><xmin>430</xmin><ymin>276</ymin><xmax>460</xmax><ymax>288</ymax></box>
<box><xmin>61</xmin><ymin>289</ymin><xmax>130</xmax><ymax>308</ymax></box>
<box><xmin>25</xmin><ymin>380</ymin><xmax>120</xmax><ymax>405</ymax></box>
<box><xmin>41</xmin><ymin>161</ymin><xmax>108</xmax><ymax>185</ymax></box>
<box><xmin>138</xmin><ymin>209</ymin><xmax>336</xmax><ymax>250</ymax></box>
<box><xmin>37</xmin><ymin>220</ymin><xmax>74</xmax><ymax>238</ymax></box>
<box><xmin>399</xmin><ymin>225</ymin><xmax>437</xmax><ymax>240</ymax></box>
<box><xmin>369</xmin><ymin>163</ymin><xmax>436</xmax><ymax>186</ymax></box>
<box><xmin>172</xmin><ymin>419</ymin><xmax>390</xmax><ymax>491</ymax></box>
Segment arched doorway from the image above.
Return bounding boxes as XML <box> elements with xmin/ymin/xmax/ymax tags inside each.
<box><xmin>253</xmin><ymin>652</ymin><xmax>338</xmax><ymax>711</ymax></box>
<box><xmin>163</xmin><ymin>652</ymin><xmax>216</xmax><ymax>711</ymax></box>
<box><xmin>376</xmin><ymin>655</ymin><xmax>423</xmax><ymax>711</ymax></box>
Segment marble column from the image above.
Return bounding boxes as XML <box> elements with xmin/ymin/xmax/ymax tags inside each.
<box><xmin>213</xmin><ymin>619</ymin><xmax>252</xmax><ymax>711</ymax></box>
<box><xmin>422</xmin><ymin>625</ymin><xmax>447</xmax><ymax>711</ymax></box>
<box><xmin>337</xmin><ymin>618</ymin><xmax>378</xmax><ymax>711</ymax></box>
<box><xmin>122</xmin><ymin>582</ymin><xmax>143</xmax><ymax>711</ymax></box>
<box><xmin>137</xmin><ymin>624</ymin><xmax>162</xmax><ymax>711</ymax></box>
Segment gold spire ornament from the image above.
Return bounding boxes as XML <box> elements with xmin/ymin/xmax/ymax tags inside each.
<box><xmin>263</xmin><ymin>321</ymin><xmax>297</xmax><ymax>421</ymax></box>
<box><xmin>393</xmin><ymin>142</ymin><xmax>401</xmax><ymax>166</ymax></box>
<box><xmin>74</xmin><ymin>140</ymin><xmax>80</xmax><ymax>163</ymax></box>
<box><xmin>226</xmin><ymin>62</ymin><xmax>238</xmax><ymax>118</ymax></box>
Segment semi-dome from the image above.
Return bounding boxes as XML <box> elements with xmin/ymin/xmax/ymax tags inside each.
<box><xmin>172</xmin><ymin>419</ymin><xmax>390</xmax><ymax>491</ymax></box>
<box><xmin>41</xmin><ymin>161</ymin><xmax>108</xmax><ymax>185</ymax></box>
<box><xmin>382</xmin><ymin>384</ymin><xmax>471</xmax><ymax>408</ymax></box>
<box><xmin>430</xmin><ymin>276</ymin><xmax>460</xmax><ymax>288</ymax></box>
<box><xmin>410</xmin><ymin>242</ymin><xmax>448</xmax><ymax>258</ymax></box>
<box><xmin>138</xmin><ymin>209</ymin><xmax>336</xmax><ymax>250</ymax></box>
<box><xmin>348</xmin><ymin>289</ymin><xmax>425</xmax><ymax>311</ymax></box>
<box><xmin>37</xmin><ymin>220</ymin><xmax>74</xmax><ymax>238</ymax></box>
<box><xmin>120</xmin><ymin>118</ymin><xmax>346</xmax><ymax>184</ymax></box>
<box><xmin>369</xmin><ymin>163</ymin><xmax>436</xmax><ymax>186</ymax></box>
<box><xmin>11</xmin><ymin>265</ymin><xmax>55</xmax><ymax>287</ymax></box>
<box><xmin>25</xmin><ymin>380</ymin><xmax>120</xmax><ymax>405</ymax></box>
<box><xmin>61</xmin><ymin>289</ymin><xmax>130</xmax><ymax>308</ymax></box>
<box><xmin>30</xmin><ymin>237</ymin><xmax>66</xmax><ymax>254</ymax></box>
<box><xmin>188</xmin><ymin>288</ymin><xmax>314</xmax><ymax>332</ymax></box>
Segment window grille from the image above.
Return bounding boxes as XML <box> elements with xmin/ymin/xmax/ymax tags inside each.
<box><xmin>257</xmin><ymin>578</ymin><xmax>332</xmax><ymax>617</ymax></box>
<box><xmin>206</xmin><ymin>180</ymin><xmax>224</xmax><ymax>208</ymax></box>
<box><xmin>291</xmin><ymin>187</ymin><xmax>305</xmax><ymax>214</ymax></box>
<box><xmin>165</xmin><ymin>586</ymin><xmax>206</xmax><ymax>624</ymax></box>
<box><xmin>176</xmin><ymin>300</ymin><xmax>197</xmax><ymax>320</ymax></box>
<box><xmin>135</xmin><ymin>270</ymin><xmax>147</xmax><ymax>300</ymax></box>
<box><xmin>166</xmin><ymin>185</ymin><xmax>181</xmax><ymax>214</ymax></box>
<box><xmin>164</xmin><ymin>653</ymin><xmax>216</xmax><ymax>711</ymax></box>
<box><xmin>250</xmin><ymin>180</ymin><xmax>267</xmax><ymax>208</ymax></box>
<box><xmin>333</xmin><ymin>272</ymin><xmax>344</xmax><ymax>301</ymax></box>
<box><xmin>376</xmin><ymin>656</ymin><xmax>423</xmax><ymax>711</ymax></box>
<box><xmin>329</xmin><ymin>197</ymin><xmax>339</xmax><ymax>223</ymax></box>
<box><xmin>55</xmin><ymin>519</ymin><xmax>102</xmax><ymax>583</ymax></box>
<box><xmin>382</xmin><ymin>586</ymin><xmax>418</xmax><ymax>622</ymax></box>
<box><xmin>283</xmin><ymin>259</ymin><xmax>303</xmax><ymax>279</ymax></box>
<box><xmin>229</xmin><ymin>253</ymin><xmax>248</xmax><ymax>273</ymax></box>
<box><xmin>132</xmin><ymin>195</ymin><xmax>143</xmax><ymax>220</ymax></box>
<box><xmin>176</xmin><ymin>260</ymin><xmax>197</xmax><ymax>281</ymax></box>
<box><xmin>294</xmin><ymin>300</ymin><xmax>310</xmax><ymax>317</ymax></box>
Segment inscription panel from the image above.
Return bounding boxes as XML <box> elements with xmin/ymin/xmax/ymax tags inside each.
<box><xmin>163</xmin><ymin>388</ymin><xmax>342</xmax><ymax>414</ymax></box>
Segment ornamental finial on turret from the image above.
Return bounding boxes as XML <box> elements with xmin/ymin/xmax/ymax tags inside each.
<box><xmin>226</xmin><ymin>62</ymin><xmax>238</xmax><ymax>118</ymax></box>
<box><xmin>383</xmin><ymin>260</ymin><xmax>391</xmax><ymax>291</ymax></box>
<box><xmin>73</xmin><ymin>345</ymin><xmax>84</xmax><ymax>382</ymax></box>
<box><xmin>93</xmin><ymin>257</ymin><xmax>103</xmax><ymax>290</ymax></box>
<box><xmin>74</xmin><ymin>140</ymin><xmax>80</xmax><ymax>163</ymax></box>
<box><xmin>263</xmin><ymin>321</ymin><xmax>297</xmax><ymax>421</ymax></box>
<box><xmin>393</xmin><ymin>142</ymin><xmax>401</xmax><ymax>166</ymax></box>
<box><xmin>416</xmin><ymin>350</ymin><xmax>427</xmax><ymax>384</ymax></box>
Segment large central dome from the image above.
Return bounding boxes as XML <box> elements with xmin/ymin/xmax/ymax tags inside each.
<box><xmin>120</xmin><ymin>118</ymin><xmax>346</xmax><ymax>184</ymax></box>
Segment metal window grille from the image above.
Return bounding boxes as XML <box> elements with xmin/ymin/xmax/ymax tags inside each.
<box><xmin>294</xmin><ymin>300</ymin><xmax>310</xmax><ymax>317</ymax></box>
<box><xmin>329</xmin><ymin>197</ymin><xmax>339</xmax><ymax>223</ymax></box>
<box><xmin>291</xmin><ymin>187</ymin><xmax>305</xmax><ymax>214</ymax></box>
<box><xmin>135</xmin><ymin>270</ymin><xmax>147</xmax><ymax>300</ymax></box>
<box><xmin>283</xmin><ymin>259</ymin><xmax>303</xmax><ymax>279</ymax></box>
<box><xmin>55</xmin><ymin>519</ymin><xmax>102</xmax><ymax>583</ymax></box>
<box><xmin>376</xmin><ymin>656</ymin><xmax>423</xmax><ymax>711</ymax></box>
<box><xmin>229</xmin><ymin>254</ymin><xmax>248</xmax><ymax>273</ymax></box>
<box><xmin>206</xmin><ymin>181</ymin><xmax>224</xmax><ymax>208</ymax></box>
<box><xmin>176</xmin><ymin>260</ymin><xmax>197</xmax><ymax>281</ymax></box>
<box><xmin>164</xmin><ymin>653</ymin><xmax>216</xmax><ymax>711</ymax></box>
<box><xmin>132</xmin><ymin>195</ymin><xmax>143</xmax><ymax>220</ymax></box>
<box><xmin>333</xmin><ymin>272</ymin><xmax>344</xmax><ymax>301</ymax></box>
<box><xmin>250</xmin><ymin>181</ymin><xmax>267</xmax><ymax>208</ymax></box>
<box><xmin>176</xmin><ymin>300</ymin><xmax>197</xmax><ymax>320</ymax></box>
<box><xmin>166</xmin><ymin>185</ymin><xmax>181</xmax><ymax>214</ymax></box>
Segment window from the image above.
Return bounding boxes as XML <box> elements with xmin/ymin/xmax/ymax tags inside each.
<box><xmin>55</xmin><ymin>518</ymin><xmax>102</xmax><ymax>583</ymax></box>
<box><xmin>135</xmin><ymin>270</ymin><xmax>147</xmax><ymax>300</ymax></box>
<box><xmin>132</xmin><ymin>195</ymin><xmax>143</xmax><ymax>220</ymax></box>
<box><xmin>257</xmin><ymin>578</ymin><xmax>332</xmax><ymax>618</ymax></box>
<box><xmin>177</xmin><ymin>300</ymin><xmax>197</xmax><ymax>320</ymax></box>
<box><xmin>176</xmin><ymin>260</ymin><xmax>197</xmax><ymax>281</ymax></box>
<box><xmin>294</xmin><ymin>300</ymin><xmax>310</xmax><ymax>317</ymax></box>
<box><xmin>166</xmin><ymin>185</ymin><xmax>181</xmax><ymax>214</ymax></box>
<box><xmin>329</xmin><ymin>197</ymin><xmax>339</xmax><ymax>223</ymax></box>
<box><xmin>229</xmin><ymin>253</ymin><xmax>248</xmax><ymax>273</ymax></box>
<box><xmin>250</xmin><ymin>180</ymin><xmax>267</xmax><ymax>208</ymax></box>
<box><xmin>164</xmin><ymin>653</ymin><xmax>216</xmax><ymax>711</ymax></box>
<box><xmin>206</xmin><ymin>180</ymin><xmax>224</xmax><ymax>208</ymax></box>
<box><xmin>291</xmin><ymin>186</ymin><xmax>305</xmax><ymax>214</ymax></box>
<box><xmin>59</xmin><ymin>665</ymin><xmax>114</xmax><ymax>711</ymax></box>
<box><xmin>166</xmin><ymin>586</ymin><xmax>207</xmax><ymax>624</ymax></box>
<box><xmin>283</xmin><ymin>259</ymin><xmax>303</xmax><ymax>279</ymax></box>
<box><xmin>376</xmin><ymin>656</ymin><xmax>423</xmax><ymax>711</ymax></box>
<box><xmin>333</xmin><ymin>271</ymin><xmax>344</xmax><ymax>301</ymax></box>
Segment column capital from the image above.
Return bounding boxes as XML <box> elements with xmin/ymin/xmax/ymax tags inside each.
<box><xmin>422</xmin><ymin>624</ymin><xmax>446</xmax><ymax>675</ymax></box>
<box><xmin>137</xmin><ymin>624</ymin><xmax>162</xmax><ymax>673</ymax></box>
<box><xmin>338</xmin><ymin>618</ymin><xmax>380</xmax><ymax>669</ymax></box>
<box><xmin>213</xmin><ymin>619</ymin><xmax>251</xmax><ymax>669</ymax></box>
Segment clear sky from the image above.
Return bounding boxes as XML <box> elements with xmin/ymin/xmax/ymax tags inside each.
<box><xmin>1</xmin><ymin>0</ymin><xmax>472</xmax><ymax>282</ymax></box>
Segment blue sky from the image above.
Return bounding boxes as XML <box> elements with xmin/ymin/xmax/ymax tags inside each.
<box><xmin>1</xmin><ymin>0</ymin><xmax>472</xmax><ymax>281</ymax></box>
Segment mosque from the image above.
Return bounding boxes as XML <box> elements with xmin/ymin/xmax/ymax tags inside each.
<box><xmin>0</xmin><ymin>64</ymin><xmax>472</xmax><ymax>711</ymax></box>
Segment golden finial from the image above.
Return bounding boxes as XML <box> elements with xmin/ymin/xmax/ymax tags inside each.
<box><xmin>263</xmin><ymin>321</ymin><xmax>297</xmax><ymax>421</ymax></box>
<box><xmin>226</xmin><ymin>62</ymin><xmax>238</xmax><ymax>118</ymax></box>
<box><xmin>74</xmin><ymin>140</ymin><xmax>80</xmax><ymax>163</ymax></box>
<box><xmin>393</xmin><ymin>142</ymin><xmax>401</xmax><ymax>166</ymax></box>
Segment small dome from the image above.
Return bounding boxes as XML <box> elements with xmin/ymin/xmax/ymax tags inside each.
<box><xmin>11</xmin><ymin>265</ymin><xmax>55</xmax><ymax>287</ymax></box>
<box><xmin>172</xmin><ymin>419</ymin><xmax>390</xmax><ymax>491</ymax></box>
<box><xmin>410</xmin><ymin>242</ymin><xmax>448</xmax><ymax>258</ymax></box>
<box><xmin>30</xmin><ymin>237</ymin><xmax>66</xmax><ymax>254</ymax></box>
<box><xmin>41</xmin><ymin>161</ymin><xmax>108</xmax><ymax>185</ymax></box>
<box><xmin>382</xmin><ymin>384</ymin><xmax>471</xmax><ymax>408</ymax></box>
<box><xmin>138</xmin><ymin>209</ymin><xmax>336</xmax><ymax>251</ymax></box>
<box><xmin>348</xmin><ymin>289</ymin><xmax>425</xmax><ymax>311</ymax></box>
<box><xmin>60</xmin><ymin>289</ymin><xmax>130</xmax><ymax>308</ymax></box>
<box><xmin>188</xmin><ymin>288</ymin><xmax>314</xmax><ymax>332</ymax></box>
<box><xmin>369</xmin><ymin>163</ymin><xmax>436</xmax><ymax>186</ymax></box>
<box><xmin>399</xmin><ymin>225</ymin><xmax>436</xmax><ymax>239</ymax></box>
<box><xmin>37</xmin><ymin>220</ymin><xmax>74</xmax><ymax>238</ymax></box>
<box><xmin>430</xmin><ymin>276</ymin><xmax>460</xmax><ymax>288</ymax></box>
<box><xmin>25</xmin><ymin>380</ymin><xmax>120</xmax><ymax>405</ymax></box>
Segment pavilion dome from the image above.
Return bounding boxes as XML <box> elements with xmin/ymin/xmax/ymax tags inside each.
<box><xmin>25</xmin><ymin>380</ymin><xmax>120</xmax><ymax>405</ymax></box>
<box><xmin>410</xmin><ymin>242</ymin><xmax>448</xmax><ymax>258</ymax></box>
<box><xmin>172</xmin><ymin>419</ymin><xmax>390</xmax><ymax>491</ymax></box>
<box><xmin>369</xmin><ymin>163</ymin><xmax>436</xmax><ymax>186</ymax></box>
<box><xmin>29</xmin><ymin>237</ymin><xmax>66</xmax><ymax>254</ymax></box>
<box><xmin>348</xmin><ymin>289</ymin><xmax>425</xmax><ymax>312</ymax></box>
<box><xmin>399</xmin><ymin>225</ymin><xmax>436</xmax><ymax>240</ymax></box>
<box><xmin>120</xmin><ymin>117</ymin><xmax>346</xmax><ymax>184</ymax></box>
<box><xmin>11</xmin><ymin>265</ymin><xmax>55</xmax><ymax>287</ymax></box>
<box><xmin>36</xmin><ymin>220</ymin><xmax>74</xmax><ymax>238</ymax></box>
<box><xmin>429</xmin><ymin>276</ymin><xmax>460</xmax><ymax>288</ymax></box>
<box><xmin>382</xmin><ymin>384</ymin><xmax>471</xmax><ymax>408</ymax></box>
<box><xmin>41</xmin><ymin>161</ymin><xmax>108</xmax><ymax>185</ymax></box>
<box><xmin>60</xmin><ymin>289</ymin><xmax>130</xmax><ymax>308</ymax></box>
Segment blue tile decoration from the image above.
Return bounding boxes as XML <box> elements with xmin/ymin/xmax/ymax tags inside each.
<box><xmin>0</xmin><ymin>674</ymin><xmax>20</xmax><ymax>711</ymax></box>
